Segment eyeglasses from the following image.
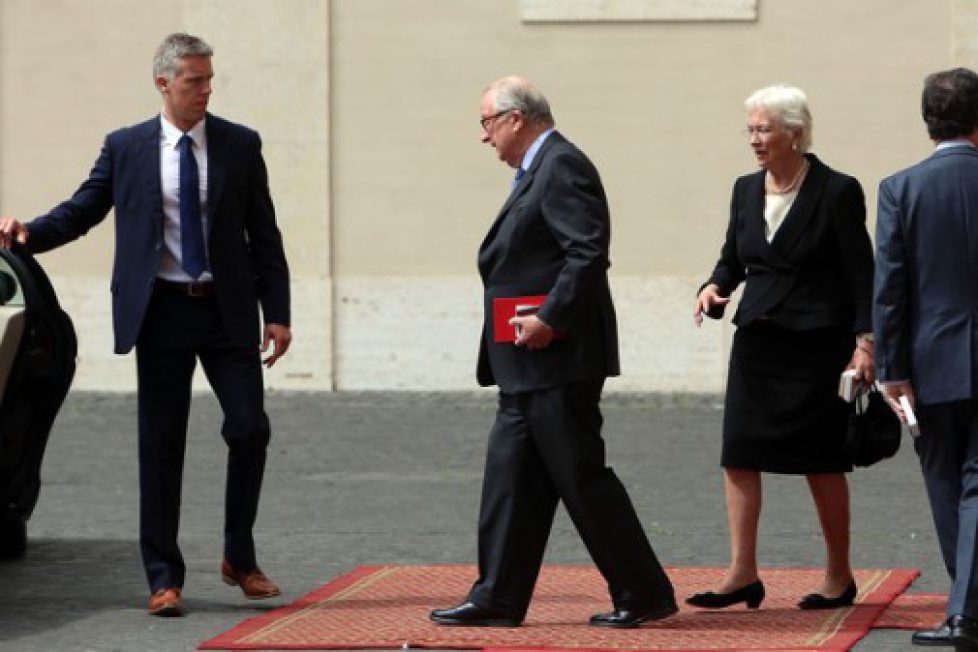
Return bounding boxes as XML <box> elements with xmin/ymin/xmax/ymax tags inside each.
<box><xmin>480</xmin><ymin>109</ymin><xmax>514</xmax><ymax>131</ymax></box>
<box><xmin>744</xmin><ymin>125</ymin><xmax>776</xmax><ymax>137</ymax></box>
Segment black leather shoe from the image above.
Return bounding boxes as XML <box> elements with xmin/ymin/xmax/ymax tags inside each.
<box><xmin>589</xmin><ymin>600</ymin><xmax>678</xmax><ymax>629</ymax></box>
<box><xmin>798</xmin><ymin>580</ymin><xmax>857</xmax><ymax>610</ymax></box>
<box><xmin>686</xmin><ymin>580</ymin><xmax>765</xmax><ymax>609</ymax></box>
<box><xmin>429</xmin><ymin>601</ymin><xmax>521</xmax><ymax>627</ymax></box>
<box><xmin>911</xmin><ymin>617</ymin><xmax>951</xmax><ymax>646</ymax></box>
<box><xmin>949</xmin><ymin>614</ymin><xmax>978</xmax><ymax>649</ymax></box>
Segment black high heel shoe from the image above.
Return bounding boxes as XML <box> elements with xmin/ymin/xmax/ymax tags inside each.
<box><xmin>685</xmin><ymin>580</ymin><xmax>765</xmax><ymax>609</ymax></box>
<box><xmin>797</xmin><ymin>580</ymin><xmax>857</xmax><ymax>610</ymax></box>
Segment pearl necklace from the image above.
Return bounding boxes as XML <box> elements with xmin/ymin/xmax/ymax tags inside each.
<box><xmin>766</xmin><ymin>159</ymin><xmax>809</xmax><ymax>194</ymax></box>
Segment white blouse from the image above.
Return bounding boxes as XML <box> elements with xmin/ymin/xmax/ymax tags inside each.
<box><xmin>763</xmin><ymin>190</ymin><xmax>798</xmax><ymax>242</ymax></box>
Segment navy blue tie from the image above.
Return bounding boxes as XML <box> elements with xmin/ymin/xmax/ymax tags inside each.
<box><xmin>178</xmin><ymin>134</ymin><xmax>206</xmax><ymax>279</ymax></box>
<box><xmin>513</xmin><ymin>166</ymin><xmax>525</xmax><ymax>188</ymax></box>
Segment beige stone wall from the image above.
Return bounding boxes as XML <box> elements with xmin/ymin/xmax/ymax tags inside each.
<box><xmin>519</xmin><ymin>0</ymin><xmax>758</xmax><ymax>22</ymax></box>
<box><xmin>0</xmin><ymin>0</ymin><xmax>961</xmax><ymax>391</ymax></box>
<box><xmin>332</xmin><ymin>0</ymin><xmax>951</xmax><ymax>391</ymax></box>
<box><xmin>957</xmin><ymin>0</ymin><xmax>978</xmax><ymax>67</ymax></box>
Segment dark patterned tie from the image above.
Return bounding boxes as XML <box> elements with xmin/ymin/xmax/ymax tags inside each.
<box><xmin>513</xmin><ymin>166</ymin><xmax>525</xmax><ymax>188</ymax></box>
<box><xmin>178</xmin><ymin>134</ymin><xmax>206</xmax><ymax>279</ymax></box>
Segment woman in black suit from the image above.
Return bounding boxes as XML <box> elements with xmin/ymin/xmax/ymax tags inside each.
<box><xmin>688</xmin><ymin>85</ymin><xmax>875</xmax><ymax>610</ymax></box>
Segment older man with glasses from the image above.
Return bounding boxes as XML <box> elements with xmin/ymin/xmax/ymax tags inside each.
<box><xmin>428</xmin><ymin>76</ymin><xmax>676</xmax><ymax>630</ymax></box>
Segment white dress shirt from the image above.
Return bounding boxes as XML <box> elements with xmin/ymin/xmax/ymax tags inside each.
<box><xmin>158</xmin><ymin>113</ymin><xmax>212</xmax><ymax>282</ymax></box>
<box><xmin>517</xmin><ymin>127</ymin><xmax>555</xmax><ymax>176</ymax></box>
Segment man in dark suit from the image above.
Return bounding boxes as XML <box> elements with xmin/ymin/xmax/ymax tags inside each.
<box><xmin>0</xmin><ymin>33</ymin><xmax>290</xmax><ymax>617</ymax></box>
<box><xmin>429</xmin><ymin>77</ymin><xmax>675</xmax><ymax>629</ymax></box>
<box><xmin>874</xmin><ymin>67</ymin><xmax>978</xmax><ymax>649</ymax></box>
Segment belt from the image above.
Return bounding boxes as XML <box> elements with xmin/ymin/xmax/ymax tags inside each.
<box><xmin>155</xmin><ymin>278</ymin><xmax>215</xmax><ymax>297</ymax></box>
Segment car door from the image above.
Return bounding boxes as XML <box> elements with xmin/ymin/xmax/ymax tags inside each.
<box><xmin>0</xmin><ymin>245</ymin><xmax>76</xmax><ymax>558</ymax></box>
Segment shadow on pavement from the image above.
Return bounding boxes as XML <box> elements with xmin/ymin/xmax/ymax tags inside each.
<box><xmin>0</xmin><ymin>538</ymin><xmax>145</xmax><ymax>642</ymax></box>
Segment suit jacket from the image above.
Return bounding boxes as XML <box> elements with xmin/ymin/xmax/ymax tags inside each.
<box><xmin>476</xmin><ymin>131</ymin><xmax>619</xmax><ymax>393</ymax></box>
<box><xmin>705</xmin><ymin>154</ymin><xmax>873</xmax><ymax>332</ymax></box>
<box><xmin>874</xmin><ymin>145</ymin><xmax>978</xmax><ymax>405</ymax></box>
<box><xmin>25</xmin><ymin>113</ymin><xmax>290</xmax><ymax>354</ymax></box>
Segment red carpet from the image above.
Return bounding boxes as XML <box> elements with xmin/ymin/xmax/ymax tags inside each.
<box><xmin>199</xmin><ymin>565</ymin><xmax>919</xmax><ymax>651</ymax></box>
<box><xmin>871</xmin><ymin>592</ymin><xmax>946</xmax><ymax>630</ymax></box>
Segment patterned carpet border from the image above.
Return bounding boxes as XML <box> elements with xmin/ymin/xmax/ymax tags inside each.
<box><xmin>870</xmin><ymin>592</ymin><xmax>946</xmax><ymax>630</ymax></box>
<box><xmin>199</xmin><ymin>565</ymin><xmax>920</xmax><ymax>651</ymax></box>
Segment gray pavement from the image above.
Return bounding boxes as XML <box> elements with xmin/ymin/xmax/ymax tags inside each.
<box><xmin>0</xmin><ymin>391</ymin><xmax>947</xmax><ymax>651</ymax></box>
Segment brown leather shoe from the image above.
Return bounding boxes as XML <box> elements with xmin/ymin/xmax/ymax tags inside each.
<box><xmin>221</xmin><ymin>559</ymin><xmax>281</xmax><ymax>599</ymax></box>
<box><xmin>148</xmin><ymin>588</ymin><xmax>183</xmax><ymax>617</ymax></box>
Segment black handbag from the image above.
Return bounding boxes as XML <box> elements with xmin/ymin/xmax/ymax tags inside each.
<box><xmin>845</xmin><ymin>385</ymin><xmax>902</xmax><ymax>467</ymax></box>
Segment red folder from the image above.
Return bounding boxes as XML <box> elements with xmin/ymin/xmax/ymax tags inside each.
<box><xmin>492</xmin><ymin>295</ymin><xmax>547</xmax><ymax>343</ymax></box>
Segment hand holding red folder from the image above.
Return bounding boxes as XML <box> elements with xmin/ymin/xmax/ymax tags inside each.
<box><xmin>493</xmin><ymin>295</ymin><xmax>545</xmax><ymax>343</ymax></box>
<box><xmin>492</xmin><ymin>295</ymin><xmax>562</xmax><ymax>347</ymax></box>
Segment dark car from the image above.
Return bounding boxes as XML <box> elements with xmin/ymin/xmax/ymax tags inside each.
<box><xmin>0</xmin><ymin>245</ymin><xmax>76</xmax><ymax>559</ymax></box>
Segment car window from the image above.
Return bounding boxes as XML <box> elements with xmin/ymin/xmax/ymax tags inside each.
<box><xmin>0</xmin><ymin>258</ymin><xmax>24</xmax><ymax>307</ymax></box>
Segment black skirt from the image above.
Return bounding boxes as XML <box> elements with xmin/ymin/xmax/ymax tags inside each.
<box><xmin>721</xmin><ymin>320</ymin><xmax>853</xmax><ymax>474</ymax></box>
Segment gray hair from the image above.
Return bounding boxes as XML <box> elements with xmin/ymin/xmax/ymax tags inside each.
<box><xmin>744</xmin><ymin>84</ymin><xmax>813</xmax><ymax>153</ymax></box>
<box><xmin>153</xmin><ymin>33</ymin><xmax>213</xmax><ymax>81</ymax></box>
<box><xmin>487</xmin><ymin>77</ymin><xmax>555</xmax><ymax>127</ymax></box>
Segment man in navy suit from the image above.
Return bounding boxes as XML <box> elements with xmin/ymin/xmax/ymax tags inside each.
<box><xmin>874</xmin><ymin>67</ymin><xmax>978</xmax><ymax>648</ymax></box>
<box><xmin>429</xmin><ymin>77</ymin><xmax>675</xmax><ymax>629</ymax></box>
<box><xmin>0</xmin><ymin>33</ymin><xmax>290</xmax><ymax>616</ymax></box>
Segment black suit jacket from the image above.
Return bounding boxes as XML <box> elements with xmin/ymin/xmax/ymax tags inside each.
<box><xmin>476</xmin><ymin>131</ymin><xmax>619</xmax><ymax>393</ymax></box>
<box><xmin>25</xmin><ymin>113</ymin><xmax>290</xmax><ymax>353</ymax></box>
<box><xmin>874</xmin><ymin>145</ymin><xmax>978</xmax><ymax>404</ymax></box>
<box><xmin>705</xmin><ymin>154</ymin><xmax>872</xmax><ymax>332</ymax></box>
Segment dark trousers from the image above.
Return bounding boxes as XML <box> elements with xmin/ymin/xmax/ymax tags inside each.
<box><xmin>136</xmin><ymin>289</ymin><xmax>270</xmax><ymax>592</ymax></box>
<box><xmin>915</xmin><ymin>399</ymin><xmax>978</xmax><ymax>618</ymax></box>
<box><xmin>467</xmin><ymin>379</ymin><xmax>674</xmax><ymax>617</ymax></box>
